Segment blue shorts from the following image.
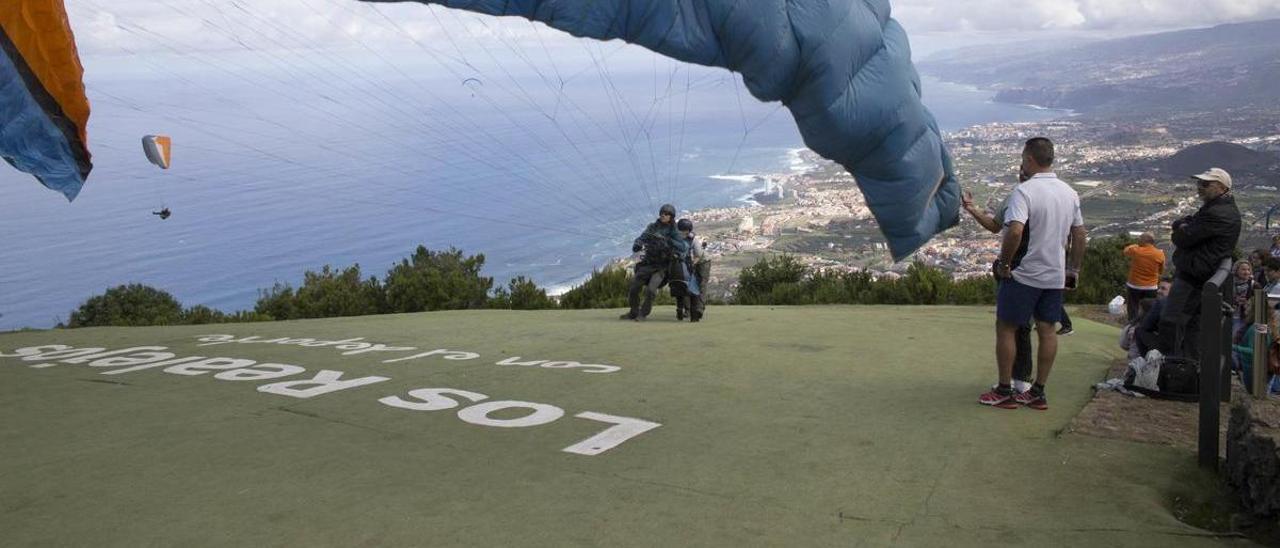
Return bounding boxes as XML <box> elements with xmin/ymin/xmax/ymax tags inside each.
<box><xmin>997</xmin><ymin>278</ymin><xmax>1064</xmax><ymax>325</ymax></box>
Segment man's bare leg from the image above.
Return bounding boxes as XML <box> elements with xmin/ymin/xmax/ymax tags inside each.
<box><xmin>996</xmin><ymin>321</ymin><xmax>1020</xmax><ymax>385</ymax></box>
<box><xmin>1034</xmin><ymin>320</ymin><xmax>1058</xmax><ymax>385</ymax></box>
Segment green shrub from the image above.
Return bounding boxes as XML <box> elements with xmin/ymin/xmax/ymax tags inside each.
<box><xmin>1070</xmin><ymin>235</ymin><xmax>1136</xmax><ymax>305</ymax></box>
<box><xmin>67</xmin><ymin>284</ymin><xmax>184</xmax><ymax>327</ymax></box>
<box><xmin>181</xmin><ymin>305</ymin><xmax>227</xmax><ymax>325</ymax></box>
<box><xmin>729</xmin><ymin>256</ymin><xmax>996</xmax><ymax>306</ymax></box>
<box><xmin>560</xmin><ymin>267</ymin><xmax>631</xmax><ymax>309</ymax></box>
<box><xmin>505</xmin><ymin>276</ymin><xmax>557</xmax><ymax>310</ymax></box>
<box><xmin>293</xmin><ymin>265</ymin><xmax>384</xmax><ymax>319</ymax></box>
<box><xmin>736</xmin><ymin>255</ymin><xmax>807</xmax><ymax>305</ymax></box>
<box><xmin>254</xmin><ymin>283</ymin><xmax>298</xmax><ymax>321</ymax></box>
<box><xmin>253</xmin><ymin>265</ymin><xmax>385</xmax><ymax>320</ymax></box>
<box><xmin>385</xmin><ymin>246</ymin><xmax>492</xmax><ymax>312</ymax></box>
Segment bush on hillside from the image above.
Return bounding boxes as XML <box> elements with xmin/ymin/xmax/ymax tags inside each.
<box><xmin>254</xmin><ymin>265</ymin><xmax>384</xmax><ymax>320</ymax></box>
<box><xmin>557</xmin><ymin>266</ymin><xmax>684</xmax><ymax>309</ymax></box>
<box><xmin>295</xmin><ymin>265</ymin><xmax>384</xmax><ymax>318</ymax></box>
<box><xmin>181</xmin><ymin>305</ymin><xmax>271</xmax><ymax>325</ymax></box>
<box><xmin>736</xmin><ymin>255</ymin><xmax>807</xmax><ymax>305</ymax></box>
<box><xmin>67</xmin><ymin>284</ymin><xmax>184</xmax><ymax>327</ymax></box>
<box><xmin>254</xmin><ymin>283</ymin><xmax>298</xmax><ymax>321</ymax></box>
<box><xmin>507</xmin><ymin>276</ymin><xmax>557</xmax><ymax>310</ymax></box>
<box><xmin>384</xmin><ymin>246</ymin><xmax>492</xmax><ymax>312</ymax></box>
<box><xmin>731</xmin><ymin>255</ymin><xmax>997</xmax><ymax>305</ymax></box>
<box><xmin>560</xmin><ymin>267</ymin><xmax>631</xmax><ymax>309</ymax></box>
<box><xmin>1070</xmin><ymin>235</ymin><xmax>1136</xmax><ymax>305</ymax></box>
<box><xmin>181</xmin><ymin>305</ymin><xmax>226</xmax><ymax>325</ymax></box>
<box><xmin>491</xmin><ymin>276</ymin><xmax>558</xmax><ymax>310</ymax></box>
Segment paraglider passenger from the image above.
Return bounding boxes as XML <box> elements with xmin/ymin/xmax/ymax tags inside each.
<box><xmin>676</xmin><ymin>219</ymin><xmax>708</xmax><ymax>322</ymax></box>
<box><xmin>666</xmin><ymin>219</ymin><xmax>695</xmax><ymax>321</ymax></box>
<box><xmin>621</xmin><ymin>204</ymin><xmax>680</xmax><ymax>321</ymax></box>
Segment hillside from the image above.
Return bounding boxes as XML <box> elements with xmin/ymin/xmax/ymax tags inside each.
<box><xmin>919</xmin><ymin>19</ymin><xmax>1280</xmax><ymax>114</ymax></box>
<box><xmin>1161</xmin><ymin>141</ymin><xmax>1280</xmax><ymax>179</ymax></box>
<box><xmin>0</xmin><ymin>307</ymin><xmax>1231</xmax><ymax>545</ymax></box>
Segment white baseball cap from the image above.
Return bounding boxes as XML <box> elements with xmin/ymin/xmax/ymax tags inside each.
<box><xmin>1192</xmin><ymin>167</ymin><xmax>1232</xmax><ymax>189</ymax></box>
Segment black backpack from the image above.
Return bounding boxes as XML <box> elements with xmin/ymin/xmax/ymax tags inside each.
<box><xmin>1124</xmin><ymin>357</ymin><xmax>1200</xmax><ymax>402</ymax></box>
<box><xmin>640</xmin><ymin>234</ymin><xmax>675</xmax><ymax>265</ymax></box>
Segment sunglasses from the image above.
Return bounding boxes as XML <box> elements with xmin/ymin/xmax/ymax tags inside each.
<box><xmin>1196</xmin><ymin>180</ymin><xmax>1214</xmax><ymax>188</ymax></box>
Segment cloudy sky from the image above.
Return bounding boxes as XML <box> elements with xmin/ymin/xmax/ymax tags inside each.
<box><xmin>66</xmin><ymin>0</ymin><xmax>1280</xmax><ymax>57</ymax></box>
<box><xmin>895</xmin><ymin>0</ymin><xmax>1280</xmax><ymax>32</ymax></box>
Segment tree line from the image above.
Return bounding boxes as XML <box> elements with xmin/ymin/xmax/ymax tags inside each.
<box><xmin>63</xmin><ymin>237</ymin><xmax>1138</xmax><ymax>328</ymax></box>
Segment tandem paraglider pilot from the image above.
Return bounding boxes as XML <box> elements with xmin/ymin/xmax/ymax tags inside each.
<box><xmin>621</xmin><ymin>204</ymin><xmax>680</xmax><ymax>322</ymax></box>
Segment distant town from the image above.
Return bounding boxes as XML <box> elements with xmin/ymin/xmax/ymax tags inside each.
<box><xmin>684</xmin><ymin>107</ymin><xmax>1280</xmax><ymax>299</ymax></box>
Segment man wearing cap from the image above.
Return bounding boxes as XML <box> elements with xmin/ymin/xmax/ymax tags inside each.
<box><xmin>1159</xmin><ymin>168</ymin><xmax>1241</xmax><ymax>358</ymax></box>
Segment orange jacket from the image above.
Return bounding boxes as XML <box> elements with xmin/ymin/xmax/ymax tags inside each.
<box><xmin>1123</xmin><ymin>244</ymin><xmax>1166</xmax><ymax>289</ymax></box>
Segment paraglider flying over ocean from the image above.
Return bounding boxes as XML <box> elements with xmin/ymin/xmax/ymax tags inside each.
<box><xmin>142</xmin><ymin>134</ymin><xmax>172</xmax><ymax>170</ymax></box>
<box><xmin>2</xmin><ymin>0</ymin><xmax>960</xmax><ymax>259</ymax></box>
<box><xmin>0</xmin><ymin>0</ymin><xmax>92</xmax><ymax>201</ymax></box>
<box><xmin>361</xmin><ymin>0</ymin><xmax>961</xmax><ymax>260</ymax></box>
<box><xmin>142</xmin><ymin>134</ymin><xmax>173</xmax><ymax>220</ymax></box>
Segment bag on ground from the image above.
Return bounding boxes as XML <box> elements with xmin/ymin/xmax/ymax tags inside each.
<box><xmin>1108</xmin><ymin>295</ymin><xmax>1126</xmax><ymax>316</ymax></box>
<box><xmin>1124</xmin><ymin>350</ymin><xmax>1199</xmax><ymax>401</ymax></box>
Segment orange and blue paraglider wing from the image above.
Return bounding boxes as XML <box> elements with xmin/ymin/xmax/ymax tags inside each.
<box><xmin>142</xmin><ymin>135</ymin><xmax>172</xmax><ymax>169</ymax></box>
<box><xmin>0</xmin><ymin>0</ymin><xmax>92</xmax><ymax>201</ymax></box>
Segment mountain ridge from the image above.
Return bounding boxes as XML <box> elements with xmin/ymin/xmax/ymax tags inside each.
<box><xmin>918</xmin><ymin>19</ymin><xmax>1280</xmax><ymax>114</ymax></box>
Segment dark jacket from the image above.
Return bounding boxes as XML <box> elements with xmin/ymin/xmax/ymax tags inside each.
<box><xmin>1171</xmin><ymin>193</ymin><xmax>1241</xmax><ymax>285</ymax></box>
<box><xmin>633</xmin><ymin>221</ymin><xmax>680</xmax><ymax>267</ymax></box>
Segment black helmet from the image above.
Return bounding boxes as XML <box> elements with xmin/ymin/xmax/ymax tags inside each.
<box><xmin>659</xmin><ymin>204</ymin><xmax>676</xmax><ymax>218</ymax></box>
<box><xmin>677</xmin><ymin>218</ymin><xmax>693</xmax><ymax>231</ymax></box>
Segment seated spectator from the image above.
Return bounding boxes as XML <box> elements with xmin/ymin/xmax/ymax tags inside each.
<box><xmin>1233</xmin><ymin>260</ymin><xmax>1255</xmax><ymax>317</ymax></box>
<box><xmin>1121</xmin><ymin>298</ymin><xmax>1157</xmax><ymax>361</ymax></box>
<box><xmin>1232</xmin><ymin>260</ymin><xmax>1256</xmax><ymax>347</ymax></box>
<box><xmin>1263</xmin><ymin>257</ymin><xmax>1280</xmax><ymax>297</ymax></box>
<box><xmin>1135</xmin><ymin>278</ymin><xmax>1174</xmax><ymax>357</ymax></box>
<box><xmin>1249</xmin><ymin>249</ymin><xmax>1269</xmax><ymax>287</ymax></box>
<box><xmin>1271</xmin><ymin>235</ymin><xmax>1280</xmax><ymax>259</ymax></box>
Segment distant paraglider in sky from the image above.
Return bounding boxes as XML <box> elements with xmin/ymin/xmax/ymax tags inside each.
<box><xmin>462</xmin><ymin>77</ymin><xmax>483</xmax><ymax>97</ymax></box>
<box><xmin>142</xmin><ymin>134</ymin><xmax>173</xmax><ymax>219</ymax></box>
<box><xmin>2</xmin><ymin>0</ymin><xmax>960</xmax><ymax>258</ymax></box>
<box><xmin>142</xmin><ymin>134</ymin><xmax>172</xmax><ymax>170</ymax></box>
<box><xmin>359</xmin><ymin>0</ymin><xmax>960</xmax><ymax>260</ymax></box>
<box><xmin>0</xmin><ymin>0</ymin><xmax>93</xmax><ymax>201</ymax></box>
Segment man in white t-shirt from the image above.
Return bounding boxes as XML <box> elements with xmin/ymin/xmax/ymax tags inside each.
<box><xmin>979</xmin><ymin>138</ymin><xmax>1087</xmax><ymax>411</ymax></box>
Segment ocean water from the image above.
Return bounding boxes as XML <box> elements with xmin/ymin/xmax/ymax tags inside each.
<box><xmin>0</xmin><ymin>46</ymin><xmax>1062</xmax><ymax>329</ymax></box>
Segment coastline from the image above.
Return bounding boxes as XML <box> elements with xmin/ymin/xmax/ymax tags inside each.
<box><xmin>924</xmin><ymin>74</ymin><xmax>1077</xmax><ymax>121</ymax></box>
<box><xmin>548</xmin><ymin>148</ymin><xmax>813</xmax><ymax>297</ymax></box>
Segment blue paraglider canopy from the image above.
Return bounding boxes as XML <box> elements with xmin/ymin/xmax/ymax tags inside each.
<box><xmin>362</xmin><ymin>0</ymin><xmax>960</xmax><ymax>260</ymax></box>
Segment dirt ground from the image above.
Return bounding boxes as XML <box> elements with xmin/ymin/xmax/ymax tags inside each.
<box><xmin>1065</xmin><ymin>358</ymin><xmax>1233</xmax><ymax>456</ymax></box>
<box><xmin>1066</xmin><ymin>304</ymin><xmax>1239</xmax><ymax>456</ymax></box>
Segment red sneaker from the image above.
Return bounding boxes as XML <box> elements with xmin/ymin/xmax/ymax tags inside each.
<box><xmin>978</xmin><ymin>389</ymin><xmax>1019</xmax><ymax>409</ymax></box>
<box><xmin>1014</xmin><ymin>390</ymin><xmax>1048</xmax><ymax>410</ymax></box>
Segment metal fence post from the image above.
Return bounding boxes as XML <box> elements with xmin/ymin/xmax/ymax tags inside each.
<box><xmin>1220</xmin><ymin>281</ymin><xmax>1233</xmax><ymax>403</ymax></box>
<box><xmin>1254</xmin><ymin>288</ymin><xmax>1270</xmax><ymax>399</ymax></box>
<box><xmin>1197</xmin><ymin>258</ymin><xmax>1233</xmax><ymax>470</ymax></box>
